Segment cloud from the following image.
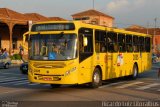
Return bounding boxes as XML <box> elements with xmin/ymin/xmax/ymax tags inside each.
<box><xmin>105</xmin><ymin>0</ymin><xmax>160</xmax><ymax>28</ymax></box>
<box><xmin>106</xmin><ymin>0</ymin><xmax>145</xmax><ymax>13</ymax></box>
<box><xmin>106</xmin><ymin>0</ymin><xmax>129</xmax><ymax>12</ymax></box>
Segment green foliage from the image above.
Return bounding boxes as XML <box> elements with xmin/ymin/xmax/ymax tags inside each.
<box><xmin>11</xmin><ymin>54</ymin><xmax>22</xmax><ymax>60</ymax></box>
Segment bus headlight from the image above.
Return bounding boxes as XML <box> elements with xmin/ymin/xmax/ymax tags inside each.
<box><xmin>65</xmin><ymin>71</ymin><xmax>71</xmax><ymax>76</ymax></box>
<box><xmin>65</xmin><ymin>67</ymin><xmax>76</xmax><ymax>76</ymax></box>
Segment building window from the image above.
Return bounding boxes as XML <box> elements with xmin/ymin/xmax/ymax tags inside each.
<box><xmin>74</xmin><ymin>17</ymin><xmax>90</xmax><ymax>20</ymax></box>
<box><xmin>12</xmin><ymin>38</ymin><xmax>18</xmax><ymax>49</ymax></box>
<box><xmin>74</xmin><ymin>18</ymin><xmax>81</xmax><ymax>20</ymax></box>
<box><xmin>82</xmin><ymin>17</ymin><xmax>90</xmax><ymax>20</ymax></box>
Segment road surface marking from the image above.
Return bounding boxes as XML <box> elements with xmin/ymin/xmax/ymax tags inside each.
<box><xmin>1</xmin><ymin>80</ymin><xmax>28</xmax><ymax>85</ymax></box>
<box><xmin>28</xmin><ymin>83</ymin><xmax>40</xmax><ymax>86</ymax></box>
<box><xmin>136</xmin><ymin>83</ymin><xmax>160</xmax><ymax>90</ymax></box>
<box><xmin>0</xmin><ymin>76</ymin><xmax>6</xmax><ymax>78</ymax></box>
<box><xmin>0</xmin><ymin>78</ymin><xmax>27</xmax><ymax>83</ymax></box>
<box><xmin>0</xmin><ymin>77</ymin><xmax>26</xmax><ymax>81</ymax></box>
<box><xmin>14</xmin><ymin>81</ymin><xmax>29</xmax><ymax>85</ymax></box>
<box><xmin>115</xmin><ymin>81</ymin><xmax>144</xmax><ymax>88</ymax></box>
<box><xmin>0</xmin><ymin>77</ymin><xmax>18</xmax><ymax>82</ymax></box>
<box><xmin>99</xmin><ymin>81</ymin><xmax>125</xmax><ymax>88</ymax></box>
<box><xmin>0</xmin><ymin>73</ymin><xmax>27</xmax><ymax>77</ymax></box>
<box><xmin>0</xmin><ymin>72</ymin><xmax>24</xmax><ymax>76</ymax></box>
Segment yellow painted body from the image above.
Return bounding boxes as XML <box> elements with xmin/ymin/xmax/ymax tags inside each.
<box><xmin>26</xmin><ymin>21</ymin><xmax>152</xmax><ymax>85</ymax></box>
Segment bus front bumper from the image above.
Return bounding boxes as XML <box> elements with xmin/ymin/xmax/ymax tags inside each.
<box><xmin>28</xmin><ymin>71</ymin><xmax>78</xmax><ymax>85</ymax></box>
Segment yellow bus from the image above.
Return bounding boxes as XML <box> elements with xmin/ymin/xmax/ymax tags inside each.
<box><xmin>23</xmin><ymin>21</ymin><xmax>152</xmax><ymax>88</ymax></box>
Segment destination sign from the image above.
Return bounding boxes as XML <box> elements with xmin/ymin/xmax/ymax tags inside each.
<box><xmin>31</xmin><ymin>23</ymin><xmax>75</xmax><ymax>31</ymax></box>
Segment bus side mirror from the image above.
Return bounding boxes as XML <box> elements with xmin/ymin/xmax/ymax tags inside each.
<box><xmin>83</xmin><ymin>37</ymin><xmax>88</xmax><ymax>47</ymax></box>
<box><xmin>23</xmin><ymin>32</ymin><xmax>29</xmax><ymax>50</ymax></box>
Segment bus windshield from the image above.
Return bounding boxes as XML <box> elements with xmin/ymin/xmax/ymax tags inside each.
<box><xmin>29</xmin><ymin>34</ymin><xmax>77</xmax><ymax>60</ymax></box>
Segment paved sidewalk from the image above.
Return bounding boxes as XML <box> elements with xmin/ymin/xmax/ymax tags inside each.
<box><xmin>10</xmin><ymin>63</ymin><xmax>21</xmax><ymax>68</ymax></box>
<box><xmin>10</xmin><ymin>60</ymin><xmax>24</xmax><ymax>68</ymax></box>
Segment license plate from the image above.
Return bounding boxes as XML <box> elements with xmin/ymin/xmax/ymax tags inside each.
<box><xmin>43</xmin><ymin>76</ymin><xmax>53</xmax><ymax>81</ymax></box>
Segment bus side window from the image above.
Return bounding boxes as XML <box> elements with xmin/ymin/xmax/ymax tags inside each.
<box><xmin>145</xmin><ymin>37</ymin><xmax>151</xmax><ymax>52</ymax></box>
<box><xmin>139</xmin><ymin>37</ymin><xmax>145</xmax><ymax>52</ymax></box>
<box><xmin>107</xmin><ymin>32</ymin><xmax>117</xmax><ymax>52</ymax></box>
<box><xmin>118</xmin><ymin>33</ymin><xmax>126</xmax><ymax>52</ymax></box>
<box><xmin>114</xmin><ymin>44</ymin><xmax>118</xmax><ymax>52</ymax></box>
<box><xmin>126</xmin><ymin>35</ymin><xmax>133</xmax><ymax>52</ymax></box>
<box><xmin>95</xmin><ymin>30</ymin><xmax>107</xmax><ymax>53</ymax></box>
<box><xmin>108</xmin><ymin>42</ymin><xmax>114</xmax><ymax>52</ymax></box>
<box><xmin>133</xmin><ymin>36</ymin><xmax>139</xmax><ymax>52</ymax></box>
<box><xmin>95</xmin><ymin>43</ymin><xmax>100</xmax><ymax>53</ymax></box>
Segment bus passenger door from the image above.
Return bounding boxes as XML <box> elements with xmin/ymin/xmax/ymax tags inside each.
<box><xmin>139</xmin><ymin>37</ymin><xmax>145</xmax><ymax>72</ymax></box>
<box><xmin>106</xmin><ymin>32</ymin><xmax>118</xmax><ymax>79</ymax></box>
<box><xmin>78</xmin><ymin>28</ymin><xmax>94</xmax><ymax>84</ymax></box>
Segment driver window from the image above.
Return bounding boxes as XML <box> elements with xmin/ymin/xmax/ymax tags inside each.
<box><xmin>78</xmin><ymin>28</ymin><xmax>93</xmax><ymax>62</ymax></box>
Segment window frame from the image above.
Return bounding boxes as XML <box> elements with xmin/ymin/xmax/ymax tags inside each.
<box><xmin>126</xmin><ymin>35</ymin><xmax>133</xmax><ymax>52</ymax></box>
<box><xmin>107</xmin><ymin>32</ymin><xmax>118</xmax><ymax>53</ymax></box>
<box><xmin>133</xmin><ymin>35</ymin><xmax>139</xmax><ymax>52</ymax></box>
<box><xmin>95</xmin><ymin>30</ymin><xmax>107</xmax><ymax>53</ymax></box>
<box><xmin>145</xmin><ymin>37</ymin><xmax>151</xmax><ymax>52</ymax></box>
<box><xmin>78</xmin><ymin>27</ymin><xmax>93</xmax><ymax>62</ymax></box>
<box><xmin>118</xmin><ymin>33</ymin><xmax>126</xmax><ymax>52</ymax></box>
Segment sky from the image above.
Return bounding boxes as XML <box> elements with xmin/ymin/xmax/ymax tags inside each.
<box><xmin>0</xmin><ymin>0</ymin><xmax>160</xmax><ymax>28</ymax></box>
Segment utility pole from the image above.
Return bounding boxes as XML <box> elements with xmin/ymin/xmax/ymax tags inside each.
<box><xmin>153</xmin><ymin>18</ymin><xmax>157</xmax><ymax>54</ymax></box>
<box><xmin>154</xmin><ymin>18</ymin><xmax>157</xmax><ymax>36</ymax></box>
<box><xmin>146</xmin><ymin>21</ymin><xmax>149</xmax><ymax>34</ymax></box>
<box><xmin>93</xmin><ymin>0</ymin><xmax>95</xmax><ymax>9</ymax></box>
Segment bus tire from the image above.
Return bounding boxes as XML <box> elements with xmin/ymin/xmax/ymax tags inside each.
<box><xmin>50</xmin><ymin>84</ymin><xmax>61</xmax><ymax>88</ymax></box>
<box><xmin>89</xmin><ymin>68</ymin><xmax>102</xmax><ymax>88</ymax></box>
<box><xmin>132</xmin><ymin>64</ymin><xmax>138</xmax><ymax>79</ymax></box>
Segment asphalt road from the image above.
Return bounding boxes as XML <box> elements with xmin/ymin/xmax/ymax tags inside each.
<box><xmin>0</xmin><ymin>64</ymin><xmax>159</xmax><ymax>107</ymax></box>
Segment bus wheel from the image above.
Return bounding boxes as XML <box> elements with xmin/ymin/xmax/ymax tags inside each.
<box><xmin>132</xmin><ymin>64</ymin><xmax>138</xmax><ymax>79</ymax></box>
<box><xmin>89</xmin><ymin>68</ymin><xmax>102</xmax><ymax>88</ymax></box>
<box><xmin>50</xmin><ymin>84</ymin><xmax>61</xmax><ymax>88</ymax></box>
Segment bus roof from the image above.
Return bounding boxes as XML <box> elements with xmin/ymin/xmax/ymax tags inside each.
<box><xmin>32</xmin><ymin>21</ymin><xmax>152</xmax><ymax>37</ymax></box>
